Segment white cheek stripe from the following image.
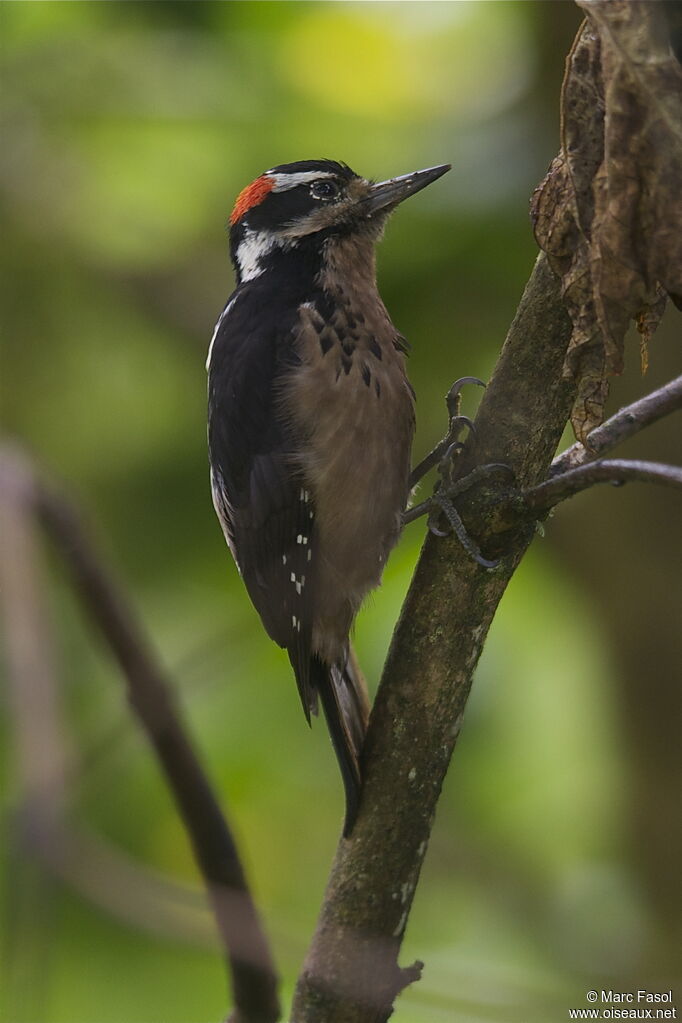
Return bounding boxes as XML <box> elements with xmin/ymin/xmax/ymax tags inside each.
<box><xmin>266</xmin><ymin>170</ymin><xmax>335</xmax><ymax>191</ymax></box>
<box><xmin>206</xmin><ymin>293</ymin><xmax>237</xmax><ymax>370</ymax></box>
<box><xmin>236</xmin><ymin>228</ymin><xmax>277</xmax><ymax>282</ymax></box>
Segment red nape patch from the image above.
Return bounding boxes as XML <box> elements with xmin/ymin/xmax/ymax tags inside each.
<box><xmin>229</xmin><ymin>175</ymin><xmax>274</xmax><ymax>226</ymax></box>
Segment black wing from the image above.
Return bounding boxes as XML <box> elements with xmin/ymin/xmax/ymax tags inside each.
<box><xmin>207</xmin><ymin>286</ymin><xmax>317</xmax><ymax>714</ymax></box>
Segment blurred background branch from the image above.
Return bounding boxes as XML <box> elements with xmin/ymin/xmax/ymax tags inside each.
<box><xmin>0</xmin><ymin>448</ymin><xmax>280</xmax><ymax>1023</ymax></box>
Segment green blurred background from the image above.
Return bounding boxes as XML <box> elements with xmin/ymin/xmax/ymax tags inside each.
<box><xmin>2</xmin><ymin>3</ymin><xmax>680</xmax><ymax>1021</ymax></box>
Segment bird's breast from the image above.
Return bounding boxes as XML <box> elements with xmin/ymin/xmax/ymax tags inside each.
<box><xmin>279</xmin><ymin>296</ymin><xmax>415</xmax><ymax>620</ymax></box>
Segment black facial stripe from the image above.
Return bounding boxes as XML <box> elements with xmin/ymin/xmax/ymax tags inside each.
<box><xmin>243</xmin><ymin>184</ymin><xmax>324</xmax><ymax>232</ymax></box>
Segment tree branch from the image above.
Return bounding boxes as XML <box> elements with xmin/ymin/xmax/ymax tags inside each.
<box><xmin>549</xmin><ymin>374</ymin><xmax>682</xmax><ymax>476</ymax></box>
<box><xmin>0</xmin><ymin>447</ymin><xmax>281</xmax><ymax>1023</ymax></box>
<box><xmin>525</xmin><ymin>458</ymin><xmax>682</xmax><ymax>511</ymax></box>
<box><xmin>291</xmin><ymin>253</ymin><xmax>576</xmax><ymax>1022</ymax></box>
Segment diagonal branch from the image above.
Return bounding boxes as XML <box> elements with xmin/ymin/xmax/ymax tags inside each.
<box><xmin>549</xmin><ymin>374</ymin><xmax>682</xmax><ymax>476</ymax></box>
<box><xmin>525</xmin><ymin>458</ymin><xmax>682</xmax><ymax>512</ymax></box>
<box><xmin>0</xmin><ymin>447</ymin><xmax>280</xmax><ymax>1023</ymax></box>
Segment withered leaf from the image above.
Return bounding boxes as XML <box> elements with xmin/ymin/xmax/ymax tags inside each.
<box><xmin>531</xmin><ymin>1</ymin><xmax>682</xmax><ymax>443</ymax></box>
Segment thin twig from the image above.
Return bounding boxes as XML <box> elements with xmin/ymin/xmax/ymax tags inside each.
<box><xmin>550</xmin><ymin>375</ymin><xmax>682</xmax><ymax>476</ymax></box>
<box><xmin>525</xmin><ymin>458</ymin><xmax>682</xmax><ymax>511</ymax></box>
<box><xmin>0</xmin><ymin>447</ymin><xmax>280</xmax><ymax>1023</ymax></box>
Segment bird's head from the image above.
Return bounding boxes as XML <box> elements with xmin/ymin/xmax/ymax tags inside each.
<box><xmin>228</xmin><ymin>159</ymin><xmax>450</xmax><ymax>284</ymax></box>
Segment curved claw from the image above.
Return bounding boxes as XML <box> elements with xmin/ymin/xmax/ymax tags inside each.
<box><xmin>469</xmin><ymin>550</ymin><xmax>501</xmax><ymax>570</ymax></box>
<box><xmin>427</xmin><ymin>517</ymin><xmax>450</xmax><ymax>538</ymax></box>
<box><xmin>447</xmin><ymin>376</ymin><xmax>486</xmax><ymax>399</ymax></box>
<box><xmin>448</xmin><ymin>414</ymin><xmax>476</xmax><ymax>439</ymax></box>
<box><xmin>442</xmin><ymin>440</ymin><xmax>466</xmax><ymax>463</ymax></box>
<box><xmin>481</xmin><ymin>462</ymin><xmax>516</xmax><ymax>482</ymax></box>
<box><xmin>446</xmin><ymin>377</ymin><xmax>486</xmax><ymax>419</ymax></box>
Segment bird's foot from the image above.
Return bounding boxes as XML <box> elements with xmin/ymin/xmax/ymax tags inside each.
<box><xmin>405</xmin><ymin>457</ymin><xmax>515</xmax><ymax>570</ymax></box>
<box><xmin>428</xmin><ymin>462</ymin><xmax>515</xmax><ymax>568</ymax></box>
<box><xmin>408</xmin><ymin>377</ymin><xmax>485</xmax><ymax>490</ymax></box>
<box><xmin>405</xmin><ymin>376</ymin><xmax>515</xmax><ymax>568</ymax></box>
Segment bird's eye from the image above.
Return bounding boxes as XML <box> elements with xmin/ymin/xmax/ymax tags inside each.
<box><xmin>310</xmin><ymin>179</ymin><xmax>340</xmax><ymax>200</ymax></box>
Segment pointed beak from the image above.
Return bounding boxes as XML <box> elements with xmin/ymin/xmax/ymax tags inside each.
<box><xmin>362</xmin><ymin>163</ymin><xmax>451</xmax><ymax>216</ymax></box>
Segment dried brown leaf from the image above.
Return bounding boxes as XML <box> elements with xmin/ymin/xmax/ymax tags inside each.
<box><xmin>531</xmin><ymin>1</ymin><xmax>682</xmax><ymax>442</ymax></box>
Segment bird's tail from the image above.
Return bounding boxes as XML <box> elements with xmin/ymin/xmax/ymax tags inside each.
<box><xmin>312</xmin><ymin>646</ymin><xmax>370</xmax><ymax>836</ymax></box>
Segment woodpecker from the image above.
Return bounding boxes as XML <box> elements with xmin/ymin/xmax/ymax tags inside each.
<box><xmin>207</xmin><ymin>159</ymin><xmax>450</xmax><ymax>833</ymax></box>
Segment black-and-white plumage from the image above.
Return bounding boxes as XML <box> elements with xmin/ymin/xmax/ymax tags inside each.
<box><xmin>208</xmin><ymin>159</ymin><xmax>450</xmax><ymax>832</ymax></box>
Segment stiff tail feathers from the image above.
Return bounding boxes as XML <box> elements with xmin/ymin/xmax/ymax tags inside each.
<box><xmin>288</xmin><ymin>629</ymin><xmax>317</xmax><ymax>722</ymax></box>
<box><xmin>312</xmin><ymin>647</ymin><xmax>370</xmax><ymax>836</ymax></box>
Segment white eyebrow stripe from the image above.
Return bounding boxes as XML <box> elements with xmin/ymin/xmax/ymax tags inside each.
<box><xmin>266</xmin><ymin>171</ymin><xmax>336</xmax><ymax>191</ymax></box>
